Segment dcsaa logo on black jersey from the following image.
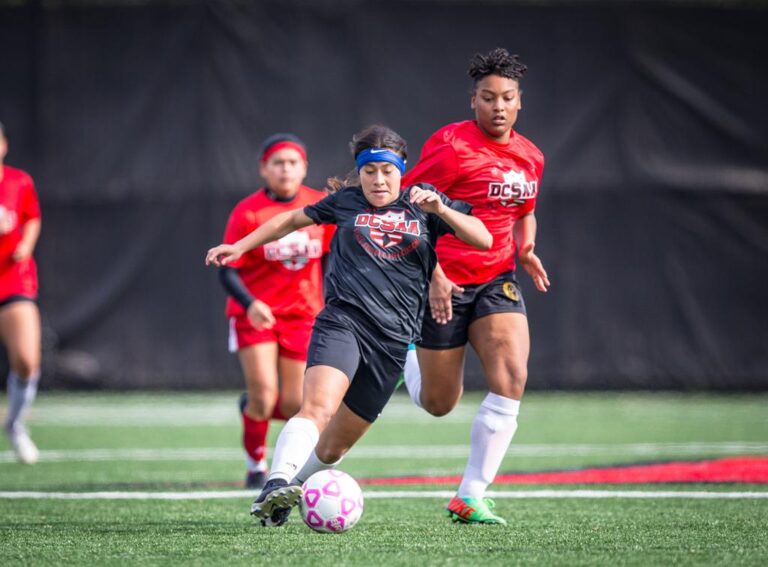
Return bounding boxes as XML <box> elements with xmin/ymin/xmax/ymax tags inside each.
<box><xmin>488</xmin><ymin>169</ymin><xmax>538</xmax><ymax>207</ymax></box>
<box><xmin>355</xmin><ymin>210</ymin><xmax>420</xmax><ymax>249</ymax></box>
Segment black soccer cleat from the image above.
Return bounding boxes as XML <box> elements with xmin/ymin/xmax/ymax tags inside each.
<box><xmin>250</xmin><ymin>478</ymin><xmax>303</xmax><ymax>527</ymax></box>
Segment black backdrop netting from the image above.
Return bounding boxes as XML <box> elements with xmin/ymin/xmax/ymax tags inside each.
<box><xmin>0</xmin><ymin>1</ymin><xmax>766</xmax><ymax>389</ymax></box>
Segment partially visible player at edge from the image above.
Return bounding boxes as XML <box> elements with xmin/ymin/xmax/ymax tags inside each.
<box><xmin>402</xmin><ymin>48</ymin><xmax>550</xmax><ymax>525</ymax></box>
<box><xmin>207</xmin><ymin>124</ymin><xmax>492</xmax><ymax>527</ymax></box>
<box><xmin>219</xmin><ymin>134</ymin><xmax>333</xmax><ymax>489</ymax></box>
<box><xmin>0</xmin><ymin>120</ymin><xmax>43</xmax><ymax>465</ymax></box>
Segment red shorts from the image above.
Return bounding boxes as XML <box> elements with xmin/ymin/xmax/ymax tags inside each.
<box><xmin>228</xmin><ymin>315</ymin><xmax>313</xmax><ymax>361</ymax></box>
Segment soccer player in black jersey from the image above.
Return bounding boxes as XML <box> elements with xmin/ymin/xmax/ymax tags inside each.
<box><xmin>206</xmin><ymin>125</ymin><xmax>492</xmax><ymax>526</ymax></box>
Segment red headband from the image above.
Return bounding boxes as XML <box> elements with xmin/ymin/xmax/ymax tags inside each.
<box><xmin>261</xmin><ymin>141</ymin><xmax>307</xmax><ymax>163</ymax></box>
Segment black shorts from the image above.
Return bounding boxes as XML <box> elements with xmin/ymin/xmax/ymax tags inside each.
<box><xmin>0</xmin><ymin>294</ymin><xmax>36</xmax><ymax>310</ymax></box>
<box><xmin>419</xmin><ymin>270</ymin><xmax>526</xmax><ymax>350</ymax></box>
<box><xmin>307</xmin><ymin>303</ymin><xmax>408</xmax><ymax>423</ymax></box>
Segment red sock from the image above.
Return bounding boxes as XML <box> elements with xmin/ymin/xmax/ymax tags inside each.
<box><xmin>242</xmin><ymin>411</ymin><xmax>269</xmax><ymax>462</ymax></box>
<box><xmin>271</xmin><ymin>399</ymin><xmax>289</xmax><ymax>421</ymax></box>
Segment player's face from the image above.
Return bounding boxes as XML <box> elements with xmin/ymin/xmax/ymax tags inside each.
<box><xmin>359</xmin><ymin>161</ymin><xmax>401</xmax><ymax>207</ymax></box>
<box><xmin>0</xmin><ymin>134</ymin><xmax>6</xmax><ymax>163</ymax></box>
<box><xmin>259</xmin><ymin>148</ymin><xmax>307</xmax><ymax>198</ymax></box>
<box><xmin>471</xmin><ymin>75</ymin><xmax>522</xmax><ymax>143</ymax></box>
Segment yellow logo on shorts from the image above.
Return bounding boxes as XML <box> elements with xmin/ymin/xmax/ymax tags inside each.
<box><xmin>502</xmin><ymin>282</ymin><xmax>519</xmax><ymax>301</ymax></box>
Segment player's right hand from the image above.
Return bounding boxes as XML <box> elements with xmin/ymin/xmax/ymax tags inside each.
<box><xmin>247</xmin><ymin>300</ymin><xmax>276</xmax><ymax>330</ymax></box>
<box><xmin>429</xmin><ymin>270</ymin><xmax>464</xmax><ymax>325</ymax></box>
<box><xmin>205</xmin><ymin>244</ymin><xmax>242</xmax><ymax>267</ymax></box>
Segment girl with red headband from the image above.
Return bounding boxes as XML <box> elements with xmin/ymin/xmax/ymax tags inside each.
<box><xmin>219</xmin><ymin>133</ymin><xmax>334</xmax><ymax>489</ymax></box>
<box><xmin>0</xmin><ymin>121</ymin><xmax>43</xmax><ymax>465</ymax></box>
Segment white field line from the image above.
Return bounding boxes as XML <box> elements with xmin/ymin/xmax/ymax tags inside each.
<box><xmin>13</xmin><ymin>401</ymin><xmax>478</xmax><ymax>426</ymax></box>
<box><xmin>1</xmin><ymin>442</ymin><xmax>767</xmax><ymax>464</ymax></box>
<box><xmin>0</xmin><ymin>489</ymin><xmax>766</xmax><ymax>500</ymax></box>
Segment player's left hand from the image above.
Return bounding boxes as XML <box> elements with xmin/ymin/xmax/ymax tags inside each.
<box><xmin>518</xmin><ymin>243</ymin><xmax>550</xmax><ymax>292</ymax></box>
<box><xmin>205</xmin><ymin>244</ymin><xmax>242</xmax><ymax>267</ymax></box>
<box><xmin>409</xmin><ymin>185</ymin><xmax>445</xmax><ymax>215</ymax></box>
<box><xmin>12</xmin><ymin>242</ymin><xmax>33</xmax><ymax>262</ymax></box>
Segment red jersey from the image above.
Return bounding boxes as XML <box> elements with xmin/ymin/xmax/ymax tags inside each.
<box><xmin>223</xmin><ymin>185</ymin><xmax>333</xmax><ymax>319</ymax></box>
<box><xmin>0</xmin><ymin>165</ymin><xmax>41</xmax><ymax>299</ymax></box>
<box><xmin>403</xmin><ymin>120</ymin><xmax>544</xmax><ymax>285</ymax></box>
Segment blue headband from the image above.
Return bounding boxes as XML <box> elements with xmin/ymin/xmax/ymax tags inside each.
<box><xmin>355</xmin><ymin>148</ymin><xmax>407</xmax><ymax>175</ymax></box>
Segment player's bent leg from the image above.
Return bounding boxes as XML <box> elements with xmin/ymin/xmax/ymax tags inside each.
<box><xmin>295</xmin><ymin>402</ymin><xmax>372</xmax><ymax>483</ymax></box>
<box><xmin>0</xmin><ymin>300</ymin><xmax>42</xmax><ymax>465</ymax></box>
<box><xmin>413</xmin><ymin>346</ymin><xmax>466</xmax><ymax>416</ymax></box>
<box><xmin>447</xmin><ymin>313</ymin><xmax>528</xmax><ymax>523</ymax></box>
<box><xmin>238</xmin><ymin>343</ymin><xmax>279</xmax><ymax>487</ymax></box>
<box><xmin>276</xmin><ymin>354</ymin><xmax>305</xmax><ymax>418</ymax></box>
<box><xmin>252</xmin><ymin>365</ymin><xmax>349</xmax><ymax>526</ymax></box>
<box><xmin>239</xmin><ymin>343</ymin><xmax>280</xmax><ymax>419</ymax></box>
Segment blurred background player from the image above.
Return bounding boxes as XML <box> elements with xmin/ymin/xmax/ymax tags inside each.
<box><xmin>402</xmin><ymin>48</ymin><xmax>550</xmax><ymax>524</ymax></box>
<box><xmin>0</xmin><ymin>120</ymin><xmax>43</xmax><ymax>465</ymax></box>
<box><xmin>207</xmin><ymin>125</ymin><xmax>491</xmax><ymax>527</ymax></box>
<box><xmin>219</xmin><ymin>133</ymin><xmax>333</xmax><ymax>489</ymax></box>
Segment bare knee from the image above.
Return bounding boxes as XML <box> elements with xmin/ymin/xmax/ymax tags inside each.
<box><xmin>314</xmin><ymin>442</ymin><xmax>347</xmax><ymax>464</ymax></box>
<box><xmin>421</xmin><ymin>386</ymin><xmax>463</xmax><ymax>417</ymax></box>
<box><xmin>10</xmin><ymin>357</ymin><xmax>39</xmax><ymax>380</ymax></box>
<box><xmin>492</xmin><ymin>366</ymin><xmax>528</xmax><ymax>400</ymax></box>
<box><xmin>245</xmin><ymin>391</ymin><xmax>277</xmax><ymax>420</ymax></box>
<box><xmin>296</xmin><ymin>404</ymin><xmax>336</xmax><ymax>432</ymax></box>
<box><xmin>278</xmin><ymin>398</ymin><xmax>301</xmax><ymax>419</ymax></box>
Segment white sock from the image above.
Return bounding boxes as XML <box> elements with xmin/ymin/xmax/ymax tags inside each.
<box><xmin>403</xmin><ymin>347</ymin><xmax>423</xmax><ymax>409</ymax></box>
<box><xmin>294</xmin><ymin>450</ymin><xmax>343</xmax><ymax>484</ymax></box>
<box><xmin>267</xmin><ymin>417</ymin><xmax>319</xmax><ymax>483</ymax></box>
<box><xmin>5</xmin><ymin>371</ymin><xmax>40</xmax><ymax>433</ymax></box>
<box><xmin>457</xmin><ymin>392</ymin><xmax>520</xmax><ymax>499</ymax></box>
<box><xmin>245</xmin><ymin>455</ymin><xmax>267</xmax><ymax>473</ymax></box>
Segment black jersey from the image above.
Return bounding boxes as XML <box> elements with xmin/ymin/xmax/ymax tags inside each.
<box><xmin>303</xmin><ymin>184</ymin><xmax>472</xmax><ymax>344</ymax></box>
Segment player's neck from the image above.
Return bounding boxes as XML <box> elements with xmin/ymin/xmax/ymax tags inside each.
<box><xmin>265</xmin><ymin>187</ymin><xmax>297</xmax><ymax>203</ymax></box>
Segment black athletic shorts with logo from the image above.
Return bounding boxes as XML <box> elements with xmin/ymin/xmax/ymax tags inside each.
<box><xmin>307</xmin><ymin>303</ymin><xmax>409</xmax><ymax>423</ymax></box>
<box><xmin>418</xmin><ymin>270</ymin><xmax>526</xmax><ymax>350</ymax></box>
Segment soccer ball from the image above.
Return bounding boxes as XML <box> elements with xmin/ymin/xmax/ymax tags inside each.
<box><xmin>299</xmin><ymin>469</ymin><xmax>364</xmax><ymax>533</ymax></box>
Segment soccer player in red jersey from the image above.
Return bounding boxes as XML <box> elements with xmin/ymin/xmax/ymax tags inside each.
<box><xmin>0</xmin><ymin>121</ymin><xmax>43</xmax><ymax>465</ymax></box>
<box><xmin>401</xmin><ymin>48</ymin><xmax>551</xmax><ymax>524</ymax></box>
<box><xmin>219</xmin><ymin>134</ymin><xmax>334</xmax><ymax>489</ymax></box>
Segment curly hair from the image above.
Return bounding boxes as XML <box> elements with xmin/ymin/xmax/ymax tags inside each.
<box><xmin>467</xmin><ymin>47</ymin><xmax>527</xmax><ymax>84</ymax></box>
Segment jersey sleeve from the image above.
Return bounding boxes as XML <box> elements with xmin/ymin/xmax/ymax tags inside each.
<box><xmin>303</xmin><ymin>191</ymin><xmax>340</xmax><ymax>225</ymax></box>
<box><xmin>425</xmin><ymin>186</ymin><xmax>473</xmax><ymax>238</ymax></box>
<box><xmin>19</xmin><ymin>174</ymin><xmax>41</xmax><ymax>224</ymax></box>
<box><xmin>402</xmin><ymin>137</ymin><xmax>460</xmax><ymax>193</ymax></box>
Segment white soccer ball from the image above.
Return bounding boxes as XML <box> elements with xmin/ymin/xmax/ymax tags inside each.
<box><xmin>299</xmin><ymin>469</ymin><xmax>364</xmax><ymax>533</ymax></box>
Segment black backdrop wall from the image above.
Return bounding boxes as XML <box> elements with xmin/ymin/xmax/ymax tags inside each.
<box><xmin>0</xmin><ymin>1</ymin><xmax>766</xmax><ymax>390</ymax></box>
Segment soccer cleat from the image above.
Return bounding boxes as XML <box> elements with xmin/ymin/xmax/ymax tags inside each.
<box><xmin>445</xmin><ymin>496</ymin><xmax>507</xmax><ymax>525</ymax></box>
<box><xmin>250</xmin><ymin>478</ymin><xmax>302</xmax><ymax>527</ymax></box>
<box><xmin>245</xmin><ymin>469</ymin><xmax>267</xmax><ymax>490</ymax></box>
<box><xmin>4</xmin><ymin>424</ymin><xmax>39</xmax><ymax>465</ymax></box>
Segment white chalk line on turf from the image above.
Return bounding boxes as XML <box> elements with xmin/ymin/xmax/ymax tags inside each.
<box><xmin>2</xmin><ymin>442</ymin><xmax>767</xmax><ymax>464</ymax></box>
<box><xmin>0</xmin><ymin>490</ymin><xmax>766</xmax><ymax>500</ymax></box>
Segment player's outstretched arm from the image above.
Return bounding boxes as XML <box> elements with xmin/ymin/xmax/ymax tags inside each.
<box><xmin>514</xmin><ymin>213</ymin><xmax>550</xmax><ymax>292</ymax></box>
<box><xmin>409</xmin><ymin>186</ymin><xmax>492</xmax><ymax>250</ymax></box>
<box><xmin>205</xmin><ymin>209</ymin><xmax>314</xmax><ymax>267</ymax></box>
